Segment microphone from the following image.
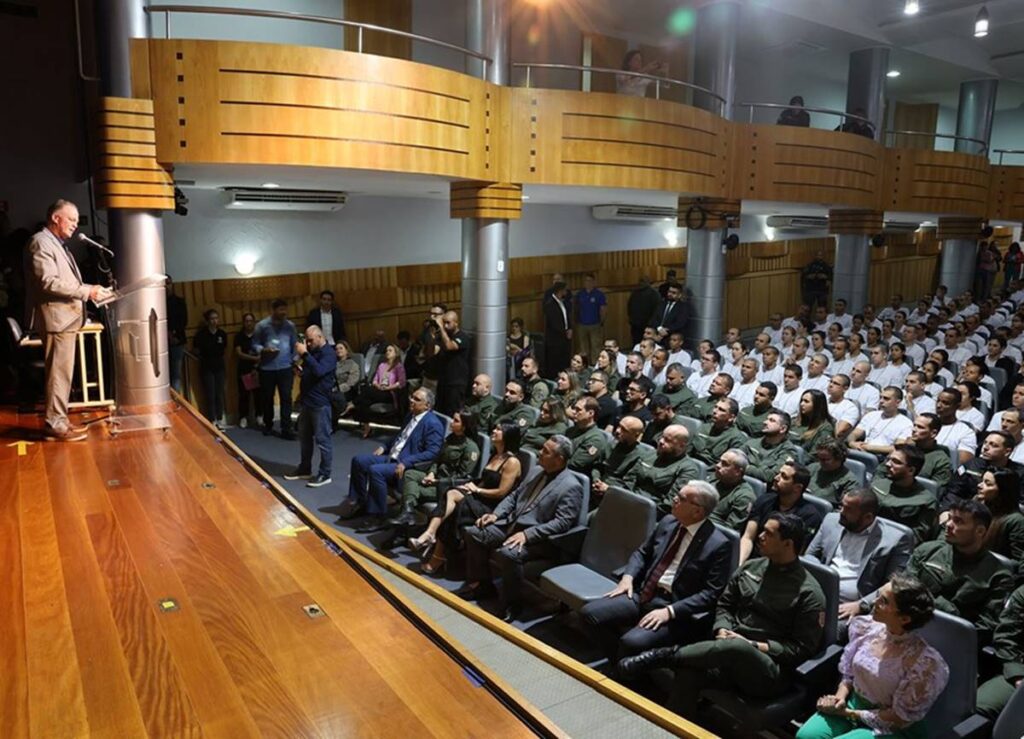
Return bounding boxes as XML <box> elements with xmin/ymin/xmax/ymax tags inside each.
<box><xmin>77</xmin><ymin>233</ymin><xmax>115</xmax><ymax>257</ymax></box>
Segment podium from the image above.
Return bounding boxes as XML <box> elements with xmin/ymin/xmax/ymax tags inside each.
<box><xmin>69</xmin><ymin>321</ymin><xmax>114</xmax><ymax>410</ymax></box>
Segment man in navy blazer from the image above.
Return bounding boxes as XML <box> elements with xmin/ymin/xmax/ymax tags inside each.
<box><xmin>305</xmin><ymin>290</ymin><xmax>346</xmax><ymax>345</ymax></box>
<box><xmin>342</xmin><ymin>387</ymin><xmax>444</xmax><ymax>532</ymax></box>
<box><xmin>580</xmin><ymin>480</ymin><xmax>733</xmax><ymax>659</ymax></box>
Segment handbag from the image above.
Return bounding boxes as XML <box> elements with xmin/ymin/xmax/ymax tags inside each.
<box><xmin>242</xmin><ymin>370</ymin><xmax>260</xmax><ymax>391</ymax></box>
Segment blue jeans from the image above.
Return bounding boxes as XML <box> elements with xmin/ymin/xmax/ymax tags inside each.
<box><xmin>298</xmin><ymin>404</ymin><xmax>332</xmax><ymax>477</ymax></box>
<box><xmin>260</xmin><ymin>368</ymin><xmax>294</xmax><ymax>433</ymax></box>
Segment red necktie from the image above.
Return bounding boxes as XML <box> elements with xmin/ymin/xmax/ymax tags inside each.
<box><xmin>639</xmin><ymin>526</ymin><xmax>687</xmax><ymax>603</ymax></box>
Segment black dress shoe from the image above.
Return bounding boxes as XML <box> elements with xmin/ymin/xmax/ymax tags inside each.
<box><xmin>355</xmin><ymin>516</ymin><xmax>390</xmax><ymax>534</ymax></box>
<box><xmin>386</xmin><ymin>509</ymin><xmax>418</xmax><ymax>528</ymax></box>
<box><xmin>617</xmin><ymin>647</ymin><xmax>680</xmax><ymax>679</ymax></box>
<box><xmin>337</xmin><ymin>501</ymin><xmax>363</xmax><ymax>520</ymax></box>
<box><xmin>500</xmin><ymin>604</ymin><xmax>522</xmax><ymax>623</ymax></box>
<box><xmin>454</xmin><ymin>581</ymin><xmax>497</xmax><ymax>602</ymax></box>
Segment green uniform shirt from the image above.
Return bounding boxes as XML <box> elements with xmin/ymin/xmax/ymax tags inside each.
<box><xmin>659</xmin><ymin>383</ymin><xmax>698</xmax><ymax>416</ymax></box>
<box><xmin>566</xmin><ymin>424</ymin><xmax>610</xmax><ymax>477</ymax></box>
<box><xmin>521</xmin><ymin>420</ymin><xmax>568</xmax><ymax>453</ymax></box>
<box><xmin>744</xmin><ymin>436</ymin><xmax>800</xmax><ymax>482</ymax></box>
<box><xmin>906</xmin><ymin>540</ymin><xmax>1013</xmax><ymax>634</ymax></box>
<box><xmin>594</xmin><ymin>441</ymin><xmax>656</xmax><ymax>489</ymax></box>
<box><xmin>431</xmin><ymin>437</ymin><xmax>481</xmax><ymax>479</ymax></box>
<box><xmin>990</xmin><ymin>511</ymin><xmax>1024</xmax><ymax>565</ymax></box>
<box><xmin>710</xmin><ymin>478</ymin><xmax>757</xmax><ymax>532</ymax></box>
<box><xmin>691</xmin><ymin>422</ymin><xmax>747</xmax><ymax>465</ymax></box>
<box><xmin>465</xmin><ymin>395</ymin><xmax>499</xmax><ymax>431</ymax></box>
<box><xmin>736</xmin><ymin>404</ymin><xmax>772</xmax><ymax>438</ymax></box>
<box><xmin>992</xmin><ymin>584</ymin><xmax>1024</xmax><ymax>682</ymax></box>
<box><xmin>714</xmin><ymin>557</ymin><xmax>826</xmax><ymax>668</ymax></box>
<box><xmin>876</xmin><ymin>444</ymin><xmax>953</xmax><ymax>487</ymax></box>
<box><xmin>526</xmin><ymin>376</ymin><xmax>550</xmax><ymax>408</ymax></box>
<box><xmin>492</xmin><ymin>402</ymin><xmax>535</xmax><ymax>432</ymax></box>
<box><xmin>788</xmin><ymin>421</ymin><xmax>835</xmax><ymax>454</ymax></box>
<box><xmin>634</xmin><ymin>454</ymin><xmax>703</xmax><ymax>511</ymax></box>
<box><xmin>806</xmin><ymin>463</ymin><xmax>858</xmax><ymax>507</ymax></box>
<box><xmin>691</xmin><ymin>395</ymin><xmax>720</xmax><ymax>422</ymax></box>
<box><xmin>870</xmin><ymin>478</ymin><xmax>938</xmax><ymax>545</ymax></box>
<box><xmin>641</xmin><ymin>415</ymin><xmax>685</xmax><ymax>446</ymax></box>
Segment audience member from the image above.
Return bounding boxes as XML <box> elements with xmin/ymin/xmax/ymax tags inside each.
<box><xmin>690</xmin><ymin>397</ymin><xmax>746</xmax><ymax>465</ymax></box>
<box><xmin>252</xmin><ymin>299</ymin><xmax>298</xmax><ymax>439</ymax></box>
<box><xmin>627</xmin><ymin>277</ymin><xmax>661</xmax><ymax>346</ymax></box>
<box><xmin>739</xmin><ymin>462</ymin><xmax>824</xmax><ymax>564</ymax></box>
<box><xmin>234</xmin><ymin>312</ymin><xmax>260</xmax><ymax>428</ymax></box>
<box><xmin>543</xmin><ymin>282</ymin><xmax>573</xmax><ymax>378</ymax></box>
<box><xmin>806</xmin><ymin>439</ymin><xmax>859</xmax><ymax>507</ymax></box>
<box><xmin>434</xmin><ymin>310</ymin><xmax>471</xmax><ymax>415</ymax></box>
<box><xmin>521</xmin><ymin>397</ymin><xmax>569</xmax><ymax>453</ymax></box>
<box><xmin>193</xmin><ymin>308</ymin><xmax>227</xmax><ymax>426</ymax></box>
<box><xmin>466</xmin><ymin>374</ymin><xmax>499</xmax><ymax>431</ymax></box>
<box><xmin>777</xmin><ymin>95</ymin><xmax>810</xmax><ymax>127</ymax></box>
<box><xmin>633</xmin><ymin>424</ymin><xmax>702</xmax><ymax>512</ymax></box>
<box><xmin>283</xmin><ymin>325</ymin><xmax>337</xmax><ymax>488</ymax></box>
<box><xmin>575</xmin><ymin>273</ymin><xmax>607</xmax><ymax>363</ymax></box>
<box><xmin>593</xmin><ymin>416</ymin><xmax>655</xmax><ymax>500</ymax></box>
<box><xmin>709</xmin><ymin>449</ymin><xmax>757</xmax><ymax>531</ymax></box>
<box><xmin>351</xmin><ymin>343</ymin><xmax>406</xmax><ymax>437</ymax></box>
<box><xmin>743</xmin><ymin>409</ymin><xmax>800</xmax><ymax>482</ymax></box>
<box><xmin>305</xmin><ymin>289</ymin><xmax>346</xmax><ymax>344</ymax></box>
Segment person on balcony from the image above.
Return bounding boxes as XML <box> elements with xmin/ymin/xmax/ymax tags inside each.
<box><xmin>777</xmin><ymin>96</ymin><xmax>810</xmax><ymax>127</ymax></box>
<box><xmin>835</xmin><ymin>107</ymin><xmax>876</xmax><ymax>139</ymax></box>
<box><xmin>616</xmin><ymin>50</ymin><xmax>667</xmax><ymax>97</ymax></box>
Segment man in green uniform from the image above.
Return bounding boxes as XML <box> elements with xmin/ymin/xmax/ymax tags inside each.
<box><xmin>690</xmin><ymin>398</ymin><xmax>747</xmax><ymax>466</ymax></box>
<box><xmin>975</xmin><ymin>584</ymin><xmax>1024</xmax><ymax>719</ymax></box>
<box><xmin>658</xmin><ymin>363</ymin><xmax>697</xmax><ymax>417</ymax></box>
<box><xmin>618</xmin><ymin>513</ymin><xmax>826</xmax><ymax>720</ymax></box>
<box><xmin>904</xmin><ymin>499</ymin><xmax>1013</xmax><ymax>641</ymax></box>
<box><xmin>593</xmin><ymin>416</ymin><xmax>655</xmax><ymax>503</ymax></box>
<box><xmin>566</xmin><ymin>395</ymin><xmax>610</xmax><ymax>479</ymax></box>
<box><xmin>744</xmin><ymin>409</ymin><xmax>800</xmax><ymax>482</ymax></box>
<box><xmin>642</xmin><ymin>394</ymin><xmax>685</xmax><ymax>446</ymax></box>
<box><xmin>491</xmin><ymin>379</ymin><xmax>535</xmax><ymax>431</ymax></box>
<box><xmin>806</xmin><ymin>438</ymin><xmax>859</xmax><ymax>507</ymax></box>
<box><xmin>736</xmin><ymin>381</ymin><xmax>778</xmax><ymax>438</ymax></box>
<box><xmin>520</xmin><ymin>356</ymin><xmax>551</xmax><ymax>409</ymax></box>
<box><xmin>875</xmin><ymin>413</ymin><xmax>952</xmax><ymax>486</ymax></box>
<box><xmin>871</xmin><ymin>444</ymin><xmax>938</xmax><ymax>544</ymax></box>
<box><xmin>709</xmin><ymin>448</ymin><xmax>757</xmax><ymax>532</ymax></box>
<box><xmin>691</xmin><ymin>373</ymin><xmax>735</xmax><ymax>422</ymax></box>
<box><xmin>464</xmin><ymin>373</ymin><xmax>499</xmax><ymax>431</ymax></box>
<box><xmin>634</xmin><ymin>424</ymin><xmax>703</xmax><ymax>512</ymax></box>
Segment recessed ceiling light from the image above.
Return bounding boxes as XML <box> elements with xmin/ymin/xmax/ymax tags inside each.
<box><xmin>904</xmin><ymin>1</ymin><xmax>920</xmax><ymax>15</ymax></box>
<box><xmin>887</xmin><ymin>69</ymin><xmax>901</xmax><ymax>78</ymax></box>
<box><xmin>975</xmin><ymin>6</ymin><xmax>989</xmax><ymax>37</ymax></box>
<box><xmin>262</xmin><ymin>182</ymin><xmax>280</xmax><ymax>189</ymax></box>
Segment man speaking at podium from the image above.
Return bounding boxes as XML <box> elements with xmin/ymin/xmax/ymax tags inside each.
<box><xmin>27</xmin><ymin>200</ymin><xmax>112</xmax><ymax>441</ymax></box>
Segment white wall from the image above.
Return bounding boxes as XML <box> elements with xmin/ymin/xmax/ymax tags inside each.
<box><xmin>734</xmin><ymin>55</ymin><xmax>848</xmax><ymax>127</ymax></box>
<box><xmin>991</xmin><ymin>108</ymin><xmax>1024</xmax><ymax>164</ymax></box>
<box><xmin>161</xmin><ymin>189</ymin><xmax>681</xmax><ymax>281</ymax></box>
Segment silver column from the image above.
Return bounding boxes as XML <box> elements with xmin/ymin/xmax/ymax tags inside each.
<box><xmin>95</xmin><ymin>0</ymin><xmax>171</xmax><ymax>410</ymax></box>
<box><xmin>686</xmin><ymin>229</ymin><xmax>726</xmax><ymax>343</ymax></box>
<box><xmin>462</xmin><ymin>220</ymin><xmax>509</xmax><ymax>389</ymax></box>
<box><xmin>833</xmin><ymin>234</ymin><xmax>871</xmax><ymax>314</ymax></box>
<box><xmin>939</xmin><ymin>240</ymin><xmax>977</xmax><ymax>298</ymax></box>
<box><xmin>466</xmin><ymin>0</ymin><xmax>509</xmax><ymax>84</ymax></box>
<box><xmin>692</xmin><ymin>1</ymin><xmax>739</xmax><ymax>117</ymax></box>
<box><xmin>955</xmin><ymin>79</ymin><xmax>998</xmax><ymax>155</ymax></box>
<box><xmin>845</xmin><ymin>47</ymin><xmax>889</xmax><ymax>140</ymax></box>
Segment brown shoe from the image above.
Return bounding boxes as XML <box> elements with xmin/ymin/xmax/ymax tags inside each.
<box><xmin>45</xmin><ymin>426</ymin><xmax>88</xmax><ymax>442</ymax></box>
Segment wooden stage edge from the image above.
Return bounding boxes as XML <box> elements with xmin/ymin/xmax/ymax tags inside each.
<box><xmin>173</xmin><ymin>393</ymin><xmax>717</xmax><ymax>739</ymax></box>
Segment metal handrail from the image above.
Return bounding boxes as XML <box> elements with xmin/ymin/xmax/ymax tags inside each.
<box><xmin>145</xmin><ymin>5</ymin><xmax>491</xmax><ymax>76</ymax></box>
<box><xmin>993</xmin><ymin>149</ymin><xmax>1024</xmax><ymax>164</ymax></box>
<box><xmin>734</xmin><ymin>102</ymin><xmax>872</xmax><ymax>126</ymax></box>
<box><xmin>883</xmin><ymin>129</ymin><xmax>988</xmax><ymax>153</ymax></box>
<box><xmin>510</xmin><ymin>62</ymin><xmax>727</xmax><ymax>112</ymax></box>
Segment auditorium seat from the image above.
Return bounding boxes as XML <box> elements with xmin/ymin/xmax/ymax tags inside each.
<box><xmin>844</xmin><ymin>457</ymin><xmax>868</xmax><ymax>486</ymax></box>
<box><xmin>677</xmin><ymin>415</ymin><xmax>702</xmax><ymax>437</ymax></box>
<box><xmin>918</xmin><ymin>612</ymin><xmax>989</xmax><ymax>738</ymax></box>
<box><xmin>745</xmin><ymin>475</ymin><xmax>767</xmax><ymax>499</ymax></box>
<box><xmin>802</xmin><ymin>492</ymin><xmax>832</xmax><ymax>520</ymax></box>
<box><xmin>846</xmin><ymin>448</ymin><xmax>880</xmax><ymax>479</ymax></box>
<box><xmin>538</xmin><ymin>487</ymin><xmax>656</xmax><ymax>611</ymax></box>
<box><xmin>992</xmin><ymin>682</ymin><xmax>1024</xmax><ymax>739</ymax></box>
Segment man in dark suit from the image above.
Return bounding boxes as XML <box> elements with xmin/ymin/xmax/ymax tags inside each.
<box><xmin>457</xmin><ymin>435</ymin><xmax>583</xmax><ymax>620</ymax></box>
<box><xmin>342</xmin><ymin>387</ymin><xmax>445</xmax><ymax>532</ymax></box>
<box><xmin>305</xmin><ymin>289</ymin><xmax>346</xmax><ymax>345</ymax></box>
<box><xmin>580</xmin><ymin>480</ymin><xmax>733</xmax><ymax>658</ymax></box>
<box><xmin>650</xmin><ymin>282</ymin><xmax>689</xmax><ymax>346</ymax></box>
<box><xmin>804</xmin><ymin>488</ymin><xmax>913</xmax><ymax>621</ymax></box>
<box><xmin>543</xmin><ymin>281</ymin><xmax>573</xmax><ymax>378</ymax></box>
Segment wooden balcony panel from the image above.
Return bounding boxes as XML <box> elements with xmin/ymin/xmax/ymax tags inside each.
<box><xmin>989</xmin><ymin>165</ymin><xmax>1024</xmax><ymax>222</ymax></box>
<box><xmin>882</xmin><ymin>148</ymin><xmax>991</xmax><ymax>217</ymax></box>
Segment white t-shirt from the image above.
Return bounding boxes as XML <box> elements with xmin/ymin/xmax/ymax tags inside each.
<box><xmin>847</xmin><ymin>383</ymin><xmax>881</xmax><ymax>412</ymax></box>
<box><xmin>956</xmin><ymin>406</ymin><xmax>986</xmax><ymax>432</ymax></box>
<box><xmin>856</xmin><ymin>410</ymin><xmax>913</xmax><ymax>448</ymax></box>
<box><xmin>688</xmin><ymin>370</ymin><xmax>715</xmax><ymax>397</ymax></box>
<box><xmin>937</xmin><ymin>421</ymin><xmax>977</xmax><ymax>458</ymax></box>
<box><xmin>730</xmin><ymin>380</ymin><xmax>758</xmax><ymax>409</ymax></box>
<box><xmin>900</xmin><ymin>394</ymin><xmax>936</xmax><ymax>417</ymax></box>
<box><xmin>757</xmin><ymin>364</ymin><xmax>785</xmax><ymax>386</ymax></box>
<box><xmin>775</xmin><ymin>387</ymin><xmax>803</xmax><ymax>417</ymax></box>
<box><xmin>867</xmin><ymin>364</ymin><xmax>904</xmax><ymax>390</ymax></box>
<box><xmin>802</xmin><ymin>374</ymin><xmax>830</xmax><ymax>393</ymax></box>
<box><xmin>829</xmin><ymin>399</ymin><xmax>861</xmax><ymax>430</ymax></box>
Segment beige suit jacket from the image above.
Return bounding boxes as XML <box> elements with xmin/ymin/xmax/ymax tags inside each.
<box><xmin>28</xmin><ymin>228</ymin><xmax>90</xmax><ymax>334</ymax></box>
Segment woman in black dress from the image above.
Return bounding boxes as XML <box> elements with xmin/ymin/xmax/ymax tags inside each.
<box><xmin>234</xmin><ymin>312</ymin><xmax>259</xmax><ymax>427</ymax></box>
<box><xmin>409</xmin><ymin>421</ymin><xmax>523</xmax><ymax>575</ymax></box>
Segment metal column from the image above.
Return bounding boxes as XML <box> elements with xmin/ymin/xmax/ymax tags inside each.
<box><xmin>845</xmin><ymin>47</ymin><xmax>889</xmax><ymax>139</ymax></box>
<box><xmin>939</xmin><ymin>241</ymin><xmax>978</xmax><ymax>298</ymax></box>
<box><xmin>95</xmin><ymin>0</ymin><xmax>171</xmax><ymax>413</ymax></box>
<box><xmin>833</xmin><ymin>235</ymin><xmax>871</xmax><ymax>314</ymax></box>
<box><xmin>686</xmin><ymin>229</ymin><xmax>726</xmax><ymax>344</ymax></box>
<box><xmin>954</xmin><ymin>78</ymin><xmax>998</xmax><ymax>155</ymax></box>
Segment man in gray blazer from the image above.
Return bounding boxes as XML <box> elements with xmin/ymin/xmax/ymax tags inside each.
<box><xmin>804</xmin><ymin>487</ymin><xmax>913</xmax><ymax>620</ymax></box>
<box><xmin>457</xmin><ymin>435</ymin><xmax>583</xmax><ymax>621</ymax></box>
<box><xmin>26</xmin><ymin>200</ymin><xmax>111</xmax><ymax>441</ymax></box>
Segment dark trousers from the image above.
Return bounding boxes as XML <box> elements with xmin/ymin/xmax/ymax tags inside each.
<box><xmin>236</xmin><ymin>374</ymin><xmax>255</xmax><ymax>422</ymax></box>
<box><xmin>297</xmin><ymin>404</ymin><xmax>332</xmax><ymax>478</ymax></box>
<box><xmin>437</xmin><ymin>383</ymin><xmax>466</xmax><ymax>417</ymax></box>
<box><xmin>579</xmin><ymin>593</ymin><xmax>691</xmax><ymax>658</ymax></box>
<box><xmin>629</xmin><ymin>323</ymin><xmax>646</xmax><ymax>347</ymax></box>
<box><xmin>347</xmin><ymin>453</ymin><xmax>398</xmax><ymax>515</ymax></box>
<box><xmin>464</xmin><ymin>522</ymin><xmax>556</xmax><ymax>607</ymax></box>
<box><xmin>260</xmin><ymin>368</ymin><xmax>294</xmax><ymax>433</ymax></box>
<box><xmin>666</xmin><ymin>638</ymin><xmax>786</xmax><ymax>718</ymax></box>
<box><xmin>200</xmin><ymin>367</ymin><xmax>225</xmax><ymax>422</ymax></box>
<box><xmin>543</xmin><ymin>337</ymin><xmax>571</xmax><ymax>379</ymax></box>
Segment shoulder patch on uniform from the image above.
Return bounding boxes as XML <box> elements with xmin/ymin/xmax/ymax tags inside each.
<box><xmin>518</xmin><ymin>417</ymin><xmax>528</xmax><ymax>426</ymax></box>
<box><xmin>470</xmin><ymin>451</ymin><xmax>479</xmax><ymax>461</ymax></box>
<box><xmin>588</xmin><ymin>445</ymin><xmax>598</xmax><ymax>456</ymax></box>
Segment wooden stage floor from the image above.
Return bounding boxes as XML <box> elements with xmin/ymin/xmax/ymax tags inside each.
<box><xmin>0</xmin><ymin>406</ymin><xmax>550</xmax><ymax>738</ymax></box>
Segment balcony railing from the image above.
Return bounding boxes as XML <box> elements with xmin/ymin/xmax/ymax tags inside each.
<box><xmin>882</xmin><ymin>130</ymin><xmax>988</xmax><ymax>155</ymax></box>
<box><xmin>994</xmin><ymin>149</ymin><xmax>1024</xmax><ymax>165</ymax></box>
<box><xmin>734</xmin><ymin>102</ymin><xmax>872</xmax><ymax>130</ymax></box>
<box><xmin>145</xmin><ymin>4</ymin><xmax>492</xmax><ymax>77</ymax></box>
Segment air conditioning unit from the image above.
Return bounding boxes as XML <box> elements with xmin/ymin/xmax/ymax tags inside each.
<box><xmin>224</xmin><ymin>188</ymin><xmax>347</xmax><ymax>212</ymax></box>
<box><xmin>883</xmin><ymin>220</ymin><xmax>922</xmax><ymax>233</ymax></box>
<box><xmin>765</xmin><ymin>215</ymin><xmax>829</xmax><ymax>230</ymax></box>
<box><xmin>592</xmin><ymin>204</ymin><xmax>678</xmax><ymax>222</ymax></box>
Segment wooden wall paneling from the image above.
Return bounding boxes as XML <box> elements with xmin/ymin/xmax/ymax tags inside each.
<box><xmin>343</xmin><ymin>0</ymin><xmax>412</xmax><ymax>59</ymax></box>
<box><xmin>882</xmin><ymin>149</ymin><xmax>991</xmax><ymax>217</ymax></box>
<box><xmin>93</xmin><ymin>97</ymin><xmax>175</xmax><ymax>210</ymax></box>
<box><xmin>584</xmin><ymin>33</ymin><xmax>628</xmax><ymax>94</ymax></box>
<box><xmin>892</xmin><ymin>102</ymin><xmax>938</xmax><ymax>150</ymax></box>
<box><xmin>129</xmin><ymin>38</ymin><xmax>152</xmax><ymax>99</ymax></box>
<box><xmin>988</xmin><ymin>165</ymin><xmax>1024</xmax><ymax>223</ymax></box>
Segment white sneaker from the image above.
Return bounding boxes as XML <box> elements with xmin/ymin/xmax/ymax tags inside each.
<box><xmin>239</xmin><ymin>417</ymin><xmax>248</xmax><ymax>429</ymax></box>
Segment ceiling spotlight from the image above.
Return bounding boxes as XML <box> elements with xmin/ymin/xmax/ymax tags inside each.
<box><xmin>261</xmin><ymin>182</ymin><xmax>280</xmax><ymax>189</ymax></box>
<box><xmin>904</xmin><ymin>0</ymin><xmax>919</xmax><ymax>15</ymax></box>
<box><xmin>887</xmin><ymin>69</ymin><xmax>901</xmax><ymax>78</ymax></box>
<box><xmin>974</xmin><ymin>6</ymin><xmax>989</xmax><ymax>37</ymax></box>
<box><xmin>234</xmin><ymin>254</ymin><xmax>257</xmax><ymax>276</ymax></box>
